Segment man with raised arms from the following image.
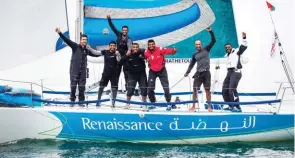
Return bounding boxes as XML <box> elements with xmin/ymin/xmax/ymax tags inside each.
<box><xmin>55</xmin><ymin>27</ymin><xmax>99</xmax><ymax>107</ymax></box>
<box><xmin>222</xmin><ymin>32</ymin><xmax>247</xmax><ymax>112</ymax></box>
<box><xmin>87</xmin><ymin>41</ymin><xmax>121</xmax><ymax>107</ymax></box>
<box><xmin>107</xmin><ymin>15</ymin><xmax>132</xmax><ymax>90</ymax></box>
<box><xmin>144</xmin><ymin>39</ymin><xmax>177</xmax><ymax>110</ymax></box>
<box><xmin>184</xmin><ymin>27</ymin><xmax>216</xmax><ymax>112</ymax></box>
<box><xmin>118</xmin><ymin>43</ymin><xmax>147</xmax><ymax>109</ymax></box>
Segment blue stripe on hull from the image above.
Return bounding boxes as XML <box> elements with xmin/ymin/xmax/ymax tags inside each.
<box><xmin>84</xmin><ymin>4</ymin><xmax>200</xmax><ymax>46</ymax></box>
<box><xmin>84</xmin><ymin>0</ymin><xmax>180</xmax><ymax>9</ymax></box>
<box><xmin>50</xmin><ymin>112</ymin><xmax>294</xmax><ymax>141</ymax></box>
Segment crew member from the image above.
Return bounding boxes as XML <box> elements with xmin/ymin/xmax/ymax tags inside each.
<box><xmin>107</xmin><ymin>15</ymin><xmax>132</xmax><ymax>90</ymax></box>
<box><xmin>184</xmin><ymin>27</ymin><xmax>216</xmax><ymax>112</ymax></box>
<box><xmin>118</xmin><ymin>43</ymin><xmax>147</xmax><ymax>108</ymax></box>
<box><xmin>144</xmin><ymin>39</ymin><xmax>177</xmax><ymax>110</ymax></box>
<box><xmin>88</xmin><ymin>41</ymin><xmax>121</xmax><ymax>107</ymax></box>
<box><xmin>55</xmin><ymin>27</ymin><xmax>99</xmax><ymax>107</ymax></box>
<box><xmin>222</xmin><ymin>32</ymin><xmax>248</xmax><ymax>112</ymax></box>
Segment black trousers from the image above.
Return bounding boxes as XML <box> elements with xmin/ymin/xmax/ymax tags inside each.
<box><xmin>97</xmin><ymin>72</ymin><xmax>118</xmax><ymax>105</ymax></box>
<box><xmin>116</xmin><ymin>64</ymin><xmax>129</xmax><ymax>90</ymax></box>
<box><xmin>222</xmin><ymin>69</ymin><xmax>242</xmax><ymax>109</ymax></box>
<box><xmin>126</xmin><ymin>71</ymin><xmax>147</xmax><ymax>97</ymax></box>
<box><xmin>70</xmin><ymin>70</ymin><xmax>86</xmax><ymax>102</ymax></box>
<box><xmin>147</xmin><ymin>68</ymin><xmax>171</xmax><ymax>103</ymax></box>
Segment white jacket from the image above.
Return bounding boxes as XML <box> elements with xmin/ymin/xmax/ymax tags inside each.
<box><xmin>225</xmin><ymin>38</ymin><xmax>248</xmax><ymax>70</ymax></box>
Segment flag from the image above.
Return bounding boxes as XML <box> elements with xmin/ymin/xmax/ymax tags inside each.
<box><xmin>270</xmin><ymin>30</ymin><xmax>278</xmax><ymax>57</ymax></box>
<box><xmin>266</xmin><ymin>1</ymin><xmax>275</xmax><ymax>11</ymax></box>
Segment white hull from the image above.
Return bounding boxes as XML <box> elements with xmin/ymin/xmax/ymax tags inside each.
<box><xmin>0</xmin><ymin>105</ymin><xmax>293</xmax><ymax>145</ymax></box>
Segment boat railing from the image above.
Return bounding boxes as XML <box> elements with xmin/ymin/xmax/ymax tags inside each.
<box><xmin>0</xmin><ymin>78</ymin><xmax>289</xmax><ymax>114</ymax></box>
<box><xmin>0</xmin><ymin>78</ymin><xmax>66</xmax><ymax>107</ymax></box>
<box><xmin>277</xmin><ymin>86</ymin><xmax>293</xmax><ymax>113</ymax></box>
<box><xmin>275</xmin><ymin>81</ymin><xmax>295</xmax><ymax>98</ymax></box>
<box><xmin>0</xmin><ymin>78</ymin><xmax>42</xmax><ymax>105</ymax></box>
<box><xmin>0</xmin><ymin>78</ymin><xmax>40</xmax><ymax>86</ymax></box>
<box><xmin>37</xmin><ymin>82</ymin><xmax>289</xmax><ymax>113</ymax></box>
<box><xmin>274</xmin><ymin>81</ymin><xmax>295</xmax><ymax>113</ymax></box>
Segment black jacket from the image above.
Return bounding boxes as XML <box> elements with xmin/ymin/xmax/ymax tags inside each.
<box><xmin>107</xmin><ymin>18</ymin><xmax>132</xmax><ymax>56</ymax></box>
<box><xmin>58</xmin><ymin>33</ymin><xmax>99</xmax><ymax>77</ymax></box>
<box><xmin>101</xmin><ymin>50</ymin><xmax>120</xmax><ymax>74</ymax></box>
<box><xmin>118</xmin><ymin>49</ymin><xmax>146</xmax><ymax>73</ymax></box>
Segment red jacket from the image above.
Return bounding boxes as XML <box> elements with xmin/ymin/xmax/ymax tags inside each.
<box><xmin>144</xmin><ymin>46</ymin><xmax>175</xmax><ymax>72</ymax></box>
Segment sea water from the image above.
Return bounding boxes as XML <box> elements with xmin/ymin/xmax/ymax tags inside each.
<box><xmin>0</xmin><ymin>139</ymin><xmax>293</xmax><ymax>158</ymax></box>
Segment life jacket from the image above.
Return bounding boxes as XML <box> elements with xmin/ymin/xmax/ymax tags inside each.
<box><xmin>70</xmin><ymin>45</ymin><xmax>89</xmax><ymax>76</ymax></box>
<box><xmin>127</xmin><ymin>52</ymin><xmax>146</xmax><ymax>73</ymax></box>
<box><xmin>117</xmin><ymin>35</ymin><xmax>131</xmax><ymax>55</ymax></box>
<box><xmin>102</xmin><ymin>50</ymin><xmax>118</xmax><ymax>72</ymax></box>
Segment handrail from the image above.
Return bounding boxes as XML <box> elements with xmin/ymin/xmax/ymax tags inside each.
<box><xmin>211</xmin><ymin>91</ymin><xmax>276</xmax><ymax>96</ymax></box>
<box><xmin>113</xmin><ymin>99</ymin><xmax>199</xmax><ymax>107</ymax></box>
<box><xmin>154</xmin><ymin>91</ymin><xmax>203</xmax><ymax>95</ymax></box>
<box><xmin>207</xmin><ymin>99</ymin><xmax>281</xmax><ymax>105</ymax></box>
<box><xmin>0</xmin><ymin>78</ymin><xmax>278</xmax><ymax>97</ymax></box>
<box><xmin>0</xmin><ymin>78</ymin><xmax>39</xmax><ymax>86</ymax></box>
<box><xmin>42</xmin><ymin>90</ymin><xmax>276</xmax><ymax>96</ymax></box>
<box><xmin>32</xmin><ymin>98</ymin><xmax>110</xmax><ymax>104</ymax></box>
<box><xmin>42</xmin><ymin>90</ymin><xmax>203</xmax><ymax>95</ymax></box>
<box><xmin>43</xmin><ymin>90</ymin><xmax>97</xmax><ymax>95</ymax></box>
<box><xmin>32</xmin><ymin>98</ymin><xmax>281</xmax><ymax>107</ymax></box>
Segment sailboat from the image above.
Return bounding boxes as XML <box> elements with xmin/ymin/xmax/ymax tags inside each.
<box><xmin>0</xmin><ymin>0</ymin><xmax>294</xmax><ymax>145</ymax></box>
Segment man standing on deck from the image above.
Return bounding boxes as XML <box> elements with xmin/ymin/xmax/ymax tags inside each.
<box><xmin>55</xmin><ymin>27</ymin><xmax>100</xmax><ymax>107</ymax></box>
<box><xmin>118</xmin><ymin>43</ymin><xmax>147</xmax><ymax>109</ymax></box>
<box><xmin>144</xmin><ymin>39</ymin><xmax>177</xmax><ymax>110</ymax></box>
<box><xmin>222</xmin><ymin>32</ymin><xmax>247</xmax><ymax>112</ymax></box>
<box><xmin>184</xmin><ymin>27</ymin><xmax>216</xmax><ymax>112</ymax></box>
<box><xmin>87</xmin><ymin>41</ymin><xmax>121</xmax><ymax>107</ymax></box>
<box><xmin>107</xmin><ymin>15</ymin><xmax>132</xmax><ymax>90</ymax></box>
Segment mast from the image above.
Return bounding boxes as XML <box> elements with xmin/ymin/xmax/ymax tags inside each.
<box><xmin>75</xmin><ymin>0</ymin><xmax>83</xmax><ymax>43</ymax></box>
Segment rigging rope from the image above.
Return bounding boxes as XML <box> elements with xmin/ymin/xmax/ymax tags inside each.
<box><xmin>155</xmin><ymin>76</ymin><xmax>186</xmax><ymax>101</ymax></box>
